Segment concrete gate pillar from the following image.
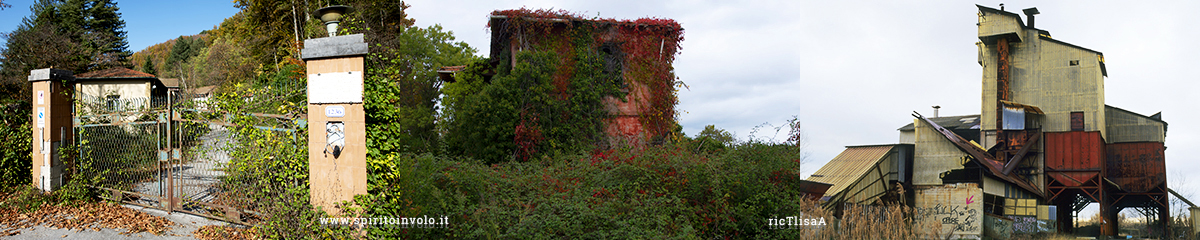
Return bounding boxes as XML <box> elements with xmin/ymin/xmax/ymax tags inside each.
<box><xmin>301</xmin><ymin>34</ymin><xmax>369</xmax><ymax>214</ymax></box>
<box><xmin>28</xmin><ymin>68</ymin><xmax>74</xmax><ymax>192</ymax></box>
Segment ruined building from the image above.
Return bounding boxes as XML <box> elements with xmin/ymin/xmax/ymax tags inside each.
<box><xmin>807</xmin><ymin>5</ymin><xmax>1170</xmax><ymax>238</ymax></box>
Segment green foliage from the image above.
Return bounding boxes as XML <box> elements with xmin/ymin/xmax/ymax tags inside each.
<box><xmin>690</xmin><ymin>125</ymin><xmax>735</xmax><ymax>153</ymax></box>
<box><xmin>0</xmin><ymin>117</ymin><xmax>31</xmax><ymax>189</ymax></box>
<box><xmin>165</xmin><ymin>36</ymin><xmax>205</xmax><ymax>73</ymax></box>
<box><xmin>442</xmin><ymin>32</ymin><xmax>624</xmax><ymax>164</ymax></box>
<box><xmin>356</xmin><ymin>138</ymin><xmax>813</xmax><ymax>238</ymax></box>
<box><xmin>140</xmin><ymin>58</ymin><xmax>156</xmax><ymax>76</ymax></box>
<box><xmin>209</xmin><ymin>72</ymin><xmax>322</xmax><ymax>238</ymax></box>
<box><xmin>336</xmin><ymin>6</ymin><xmax>477</xmax><ymax>157</ymax></box>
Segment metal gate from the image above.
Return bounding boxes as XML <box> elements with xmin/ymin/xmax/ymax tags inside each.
<box><xmin>73</xmin><ymin>94</ymin><xmax>293</xmax><ymax>224</ymax></box>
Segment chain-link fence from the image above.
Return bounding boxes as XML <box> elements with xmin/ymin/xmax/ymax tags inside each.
<box><xmin>73</xmin><ymin>95</ymin><xmax>263</xmax><ymax>224</ymax></box>
<box><xmin>75</xmin><ymin>96</ymin><xmax>169</xmax><ymax>208</ymax></box>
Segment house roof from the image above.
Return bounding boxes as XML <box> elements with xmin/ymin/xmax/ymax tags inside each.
<box><xmin>976</xmin><ymin>4</ymin><xmax>1027</xmax><ymax>28</ymax></box>
<box><xmin>160</xmin><ymin>78</ymin><xmax>181</xmax><ymax>88</ymax></box>
<box><xmin>898</xmin><ymin>114</ymin><xmax>979</xmax><ymax>131</ymax></box>
<box><xmin>437</xmin><ymin>65</ymin><xmax>466</xmax><ymax>82</ymax></box>
<box><xmin>807</xmin><ymin>145</ymin><xmax>897</xmax><ymax>198</ymax></box>
<box><xmin>76</xmin><ymin>67</ymin><xmax>156</xmax><ymax>79</ymax></box>
<box><xmin>191</xmin><ymin>85</ymin><xmax>217</xmax><ymax>95</ymax></box>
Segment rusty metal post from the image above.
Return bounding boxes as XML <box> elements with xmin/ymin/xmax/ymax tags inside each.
<box><xmin>996</xmin><ymin>38</ymin><xmax>1010</xmax><ymax>152</ymax></box>
<box><xmin>166</xmin><ymin>93</ymin><xmax>174</xmax><ymax>213</ymax></box>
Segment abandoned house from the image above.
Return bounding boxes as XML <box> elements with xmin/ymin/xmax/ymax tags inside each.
<box><xmin>446</xmin><ymin>9</ymin><xmax>683</xmax><ymax>146</ymax></box>
<box><xmin>74</xmin><ymin>67</ymin><xmax>168</xmax><ymax>111</ymax></box>
<box><xmin>806</xmin><ymin>5</ymin><xmax>1172</xmax><ymax>239</ymax></box>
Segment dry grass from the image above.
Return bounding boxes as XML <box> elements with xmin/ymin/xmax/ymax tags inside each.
<box><xmin>775</xmin><ymin>198</ymin><xmax>944</xmax><ymax>240</ymax></box>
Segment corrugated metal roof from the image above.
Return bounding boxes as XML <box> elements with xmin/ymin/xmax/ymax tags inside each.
<box><xmin>807</xmin><ymin>145</ymin><xmax>895</xmax><ymax>197</ymax></box>
<box><xmin>898</xmin><ymin>114</ymin><xmax>980</xmax><ymax>131</ymax></box>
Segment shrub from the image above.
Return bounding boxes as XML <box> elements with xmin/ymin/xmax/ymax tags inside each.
<box><xmin>354</xmin><ymin>139</ymin><xmax>829</xmax><ymax>239</ymax></box>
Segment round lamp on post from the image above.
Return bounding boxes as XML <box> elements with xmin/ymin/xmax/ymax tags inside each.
<box><xmin>314</xmin><ymin>5</ymin><xmax>354</xmax><ymax>37</ymax></box>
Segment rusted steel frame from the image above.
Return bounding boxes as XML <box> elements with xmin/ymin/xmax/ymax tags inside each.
<box><xmin>1050</xmin><ymin>172</ymin><xmax>1089</xmax><ymax>185</ymax></box>
<box><xmin>1169</xmin><ymin>188</ymin><xmax>1198</xmax><ymax>207</ymax></box>
<box><xmin>912</xmin><ymin>112</ymin><xmax>1044</xmax><ymax>198</ymax></box>
<box><xmin>996</xmin><ymin>37</ymin><xmax>1011</xmax><ymax>148</ymax></box>
<box><xmin>1002</xmin><ymin>130</ymin><xmax>1041</xmax><ymax>175</ymax></box>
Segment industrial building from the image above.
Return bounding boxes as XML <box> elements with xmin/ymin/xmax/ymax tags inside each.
<box><xmin>806</xmin><ymin>5</ymin><xmax>1175</xmax><ymax>239</ymax></box>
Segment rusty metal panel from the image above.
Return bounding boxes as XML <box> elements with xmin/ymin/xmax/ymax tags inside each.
<box><xmin>1044</xmin><ymin>132</ymin><xmax>1104</xmax><ymax>170</ymax></box>
<box><xmin>1044</xmin><ymin>132</ymin><xmax>1104</xmax><ymax>187</ymax></box>
<box><xmin>1105</xmin><ymin>142</ymin><xmax>1165</xmax><ymax>193</ymax></box>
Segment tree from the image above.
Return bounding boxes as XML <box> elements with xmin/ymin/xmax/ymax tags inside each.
<box><xmin>0</xmin><ymin>0</ymin><xmax>132</xmax><ymax>188</ymax></box>
<box><xmin>83</xmin><ymin>0</ymin><xmax>130</xmax><ymax>69</ymax></box>
<box><xmin>165</xmin><ymin>36</ymin><xmax>193</xmax><ymax>76</ymax></box>
<box><xmin>327</xmin><ymin>1</ymin><xmax>476</xmax><ymax>156</ymax></box>
<box><xmin>140</xmin><ymin>58</ymin><xmax>155</xmax><ymax>76</ymax></box>
<box><xmin>692</xmin><ymin>125</ymin><xmax>734</xmax><ymax>153</ymax></box>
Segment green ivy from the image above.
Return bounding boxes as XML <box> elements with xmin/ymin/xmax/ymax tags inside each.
<box><xmin>442</xmin><ymin>27</ymin><xmax>624</xmax><ymax>164</ymax></box>
<box><xmin>355</xmin><ymin>140</ymin><xmax>814</xmax><ymax>238</ymax></box>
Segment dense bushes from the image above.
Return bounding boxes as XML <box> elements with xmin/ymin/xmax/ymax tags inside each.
<box><xmin>442</xmin><ymin>48</ymin><xmax>623</xmax><ymax>164</ymax></box>
<box><xmin>355</xmin><ymin>138</ymin><xmax>821</xmax><ymax>238</ymax></box>
<box><xmin>0</xmin><ymin>116</ymin><xmax>31</xmax><ymax>189</ymax></box>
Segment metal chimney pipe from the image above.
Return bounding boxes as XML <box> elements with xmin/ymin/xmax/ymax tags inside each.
<box><xmin>1023</xmin><ymin>7</ymin><xmax>1040</xmax><ymax>28</ymax></box>
<box><xmin>933</xmin><ymin>105</ymin><xmax>941</xmax><ymax>118</ymax></box>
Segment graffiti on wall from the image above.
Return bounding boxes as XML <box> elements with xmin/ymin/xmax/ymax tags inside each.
<box><xmin>1009</xmin><ymin>215</ymin><xmax>1037</xmax><ymax>234</ymax></box>
<box><xmin>915</xmin><ymin>183</ymin><xmax>984</xmax><ymax>236</ymax></box>
<box><xmin>984</xmin><ymin>214</ymin><xmax>1013</xmax><ymax>239</ymax></box>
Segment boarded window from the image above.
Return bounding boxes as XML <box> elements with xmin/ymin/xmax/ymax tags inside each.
<box><xmin>1070</xmin><ymin>112</ymin><xmax>1084</xmax><ymax>131</ymax></box>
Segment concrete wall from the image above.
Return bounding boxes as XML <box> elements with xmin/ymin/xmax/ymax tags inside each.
<box><xmin>899</xmin><ymin>130</ymin><xmax>916</xmax><ymax>144</ymax></box>
<box><xmin>915</xmin><ymin>183</ymin><xmax>984</xmax><ymax>239</ymax></box>
<box><xmin>978</xmin><ymin>27</ymin><xmax>1106</xmax><ymax>137</ymax></box>
<box><xmin>76</xmin><ymin>80</ymin><xmax>152</xmax><ymax>100</ymax></box>
<box><xmin>912</xmin><ymin>119</ymin><xmax>968</xmax><ymax>185</ymax></box>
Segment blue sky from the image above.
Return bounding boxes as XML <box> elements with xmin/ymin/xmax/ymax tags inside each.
<box><xmin>3</xmin><ymin>0</ymin><xmax>1199</xmax><ymax>220</ymax></box>
<box><xmin>0</xmin><ymin>0</ymin><xmax>239</xmax><ymax>52</ymax></box>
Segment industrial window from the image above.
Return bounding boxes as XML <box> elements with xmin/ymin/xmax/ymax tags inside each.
<box><xmin>1070</xmin><ymin>112</ymin><xmax>1084</xmax><ymax>131</ymax></box>
<box><xmin>1069</xmin><ymin>60</ymin><xmax>1079</xmax><ymax>66</ymax></box>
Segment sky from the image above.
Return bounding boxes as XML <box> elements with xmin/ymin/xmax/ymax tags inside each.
<box><xmin>3</xmin><ymin>0</ymin><xmax>1198</xmax><ymax>218</ymax></box>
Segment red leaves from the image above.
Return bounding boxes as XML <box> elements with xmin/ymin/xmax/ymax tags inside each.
<box><xmin>592</xmin><ymin>187</ymin><xmax>611</xmax><ymax>198</ymax></box>
<box><xmin>513</xmin><ymin>109</ymin><xmax>543</xmax><ymax>161</ymax></box>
